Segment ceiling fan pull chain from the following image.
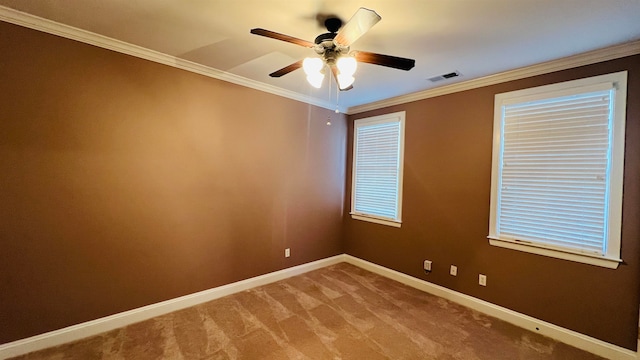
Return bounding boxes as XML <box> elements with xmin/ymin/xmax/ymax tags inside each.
<box><xmin>335</xmin><ymin>82</ymin><xmax>340</xmax><ymax>114</ymax></box>
<box><xmin>327</xmin><ymin>65</ymin><xmax>333</xmax><ymax>126</ymax></box>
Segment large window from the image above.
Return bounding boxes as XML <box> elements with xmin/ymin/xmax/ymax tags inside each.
<box><xmin>489</xmin><ymin>72</ymin><xmax>627</xmax><ymax>268</ymax></box>
<box><xmin>351</xmin><ymin>111</ymin><xmax>406</xmax><ymax>227</ymax></box>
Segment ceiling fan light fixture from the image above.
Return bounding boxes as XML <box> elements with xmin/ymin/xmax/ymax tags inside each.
<box><xmin>307</xmin><ymin>73</ymin><xmax>325</xmax><ymax>88</ymax></box>
<box><xmin>303</xmin><ymin>57</ymin><xmax>324</xmax><ymax>75</ymax></box>
<box><xmin>303</xmin><ymin>57</ymin><xmax>325</xmax><ymax>88</ymax></box>
<box><xmin>337</xmin><ymin>74</ymin><xmax>355</xmax><ymax>90</ymax></box>
<box><xmin>336</xmin><ymin>56</ymin><xmax>357</xmax><ymax>76</ymax></box>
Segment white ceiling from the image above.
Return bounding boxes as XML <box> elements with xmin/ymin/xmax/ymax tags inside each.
<box><xmin>1</xmin><ymin>0</ymin><xmax>640</xmax><ymax>111</ymax></box>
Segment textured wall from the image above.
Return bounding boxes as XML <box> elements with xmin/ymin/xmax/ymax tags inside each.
<box><xmin>344</xmin><ymin>55</ymin><xmax>640</xmax><ymax>350</ymax></box>
<box><xmin>0</xmin><ymin>22</ymin><xmax>346</xmax><ymax>343</ymax></box>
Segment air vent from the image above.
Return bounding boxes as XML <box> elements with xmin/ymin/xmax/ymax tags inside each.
<box><xmin>428</xmin><ymin>71</ymin><xmax>461</xmax><ymax>82</ymax></box>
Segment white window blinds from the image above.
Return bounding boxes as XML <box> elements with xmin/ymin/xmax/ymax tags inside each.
<box><xmin>498</xmin><ymin>89</ymin><xmax>612</xmax><ymax>254</ymax></box>
<box><xmin>351</xmin><ymin>112</ymin><xmax>405</xmax><ymax>226</ymax></box>
<box><xmin>489</xmin><ymin>71</ymin><xmax>627</xmax><ymax>268</ymax></box>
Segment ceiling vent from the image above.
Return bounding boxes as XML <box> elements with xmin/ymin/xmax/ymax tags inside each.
<box><xmin>428</xmin><ymin>71</ymin><xmax>461</xmax><ymax>82</ymax></box>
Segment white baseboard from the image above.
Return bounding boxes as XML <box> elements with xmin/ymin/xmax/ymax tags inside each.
<box><xmin>1</xmin><ymin>254</ymin><xmax>636</xmax><ymax>360</ymax></box>
<box><xmin>343</xmin><ymin>255</ymin><xmax>637</xmax><ymax>360</ymax></box>
<box><xmin>0</xmin><ymin>255</ymin><xmax>346</xmax><ymax>359</ymax></box>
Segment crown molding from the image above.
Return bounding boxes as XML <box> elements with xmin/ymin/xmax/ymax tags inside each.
<box><xmin>0</xmin><ymin>5</ymin><xmax>338</xmax><ymax>112</ymax></box>
<box><xmin>347</xmin><ymin>39</ymin><xmax>640</xmax><ymax>114</ymax></box>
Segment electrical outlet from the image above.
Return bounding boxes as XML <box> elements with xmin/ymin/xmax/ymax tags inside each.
<box><xmin>423</xmin><ymin>260</ymin><xmax>432</xmax><ymax>272</ymax></box>
<box><xmin>479</xmin><ymin>274</ymin><xmax>487</xmax><ymax>286</ymax></box>
<box><xmin>450</xmin><ymin>265</ymin><xmax>457</xmax><ymax>276</ymax></box>
<box><xmin>285</xmin><ymin>248</ymin><xmax>290</xmax><ymax>258</ymax></box>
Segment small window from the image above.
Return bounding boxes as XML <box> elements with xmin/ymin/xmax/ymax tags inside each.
<box><xmin>489</xmin><ymin>72</ymin><xmax>627</xmax><ymax>268</ymax></box>
<box><xmin>351</xmin><ymin>111</ymin><xmax>406</xmax><ymax>227</ymax></box>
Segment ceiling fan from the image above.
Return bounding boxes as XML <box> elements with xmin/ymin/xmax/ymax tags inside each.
<box><xmin>250</xmin><ymin>7</ymin><xmax>415</xmax><ymax>91</ymax></box>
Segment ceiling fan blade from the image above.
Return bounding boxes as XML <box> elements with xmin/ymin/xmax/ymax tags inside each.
<box><xmin>330</xmin><ymin>65</ymin><xmax>353</xmax><ymax>91</ymax></box>
<box><xmin>352</xmin><ymin>51</ymin><xmax>415</xmax><ymax>71</ymax></box>
<box><xmin>269</xmin><ymin>60</ymin><xmax>304</xmax><ymax>77</ymax></box>
<box><xmin>334</xmin><ymin>8</ymin><xmax>381</xmax><ymax>47</ymax></box>
<box><xmin>250</xmin><ymin>28</ymin><xmax>315</xmax><ymax>48</ymax></box>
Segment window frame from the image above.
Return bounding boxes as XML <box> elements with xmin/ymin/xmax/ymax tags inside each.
<box><xmin>488</xmin><ymin>71</ymin><xmax>627</xmax><ymax>269</ymax></box>
<box><xmin>350</xmin><ymin>111</ymin><xmax>406</xmax><ymax>227</ymax></box>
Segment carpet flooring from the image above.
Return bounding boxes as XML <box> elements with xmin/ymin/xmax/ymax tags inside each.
<box><xmin>11</xmin><ymin>263</ymin><xmax>604</xmax><ymax>359</ymax></box>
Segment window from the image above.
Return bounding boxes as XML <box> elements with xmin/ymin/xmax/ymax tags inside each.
<box><xmin>351</xmin><ymin>111</ymin><xmax>406</xmax><ymax>227</ymax></box>
<box><xmin>489</xmin><ymin>72</ymin><xmax>627</xmax><ymax>268</ymax></box>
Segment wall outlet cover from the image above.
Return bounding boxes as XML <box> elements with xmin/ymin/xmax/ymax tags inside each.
<box><xmin>479</xmin><ymin>274</ymin><xmax>487</xmax><ymax>286</ymax></box>
<box><xmin>423</xmin><ymin>260</ymin><xmax>432</xmax><ymax>271</ymax></box>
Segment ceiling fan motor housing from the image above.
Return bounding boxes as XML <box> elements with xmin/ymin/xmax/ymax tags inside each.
<box><xmin>314</xmin><ymin>33</ymin><xmax>350</xmax><ymax>66</ymax></box>
<box><xmin>314</xmin><ymin>32</ymin><xmax>336</xmax><ymax>45</ymax></box>
<box><xmin>324</xmin><ymin>17</ymin><xmax>343</xmax><ymax>33</ymax></box>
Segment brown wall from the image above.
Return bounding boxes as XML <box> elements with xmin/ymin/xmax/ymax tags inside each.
<box><xmin>0</xmin><ymin>22</ymin><xmax>346</xmax><ymax>343</ymax></box>
<box><xmin>2</xmin><ymin>19</ymin><xmax>638</xmax><ymax>352</ymax></box>
<box><xmin>345</xmin><ymin>55</ymin><xmax>640</xmax><ymax>350</ymax></box>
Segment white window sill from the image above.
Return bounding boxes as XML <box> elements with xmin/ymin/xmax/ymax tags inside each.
<box><xmin>351</xmin><ymin>213</ymin><xmax>401</xmax><ymax>228</ymax></box>
<box><xmin>488</xmin><ymin>238</ymin><xmax>621</xmax><ymax>269</ymax></box>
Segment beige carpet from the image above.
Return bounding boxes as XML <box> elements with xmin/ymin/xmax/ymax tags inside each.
<box><xmin>11</xmin><ymin>263</ymin><xmax>603</xmax><ymax>359</ymax></box>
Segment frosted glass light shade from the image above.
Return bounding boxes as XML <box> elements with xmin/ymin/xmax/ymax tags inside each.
<box><xmin>307</xmin><ymin>73</ymin><xmax>325</xmax><ymax>88</ymax></box>
<box><xmin>337</xmin><ymin>74</ymin><xmax>355</xmax><ymax>89</ymax></box>
<box><xmin>337</xmin><ymin>57</ymin><xmax>357</xmax><ymax>76</ymax></box>
<box><xmin>303</xmin><ymin>57</ymin><xmax>324</xmax><ymax>75</ymax></box>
